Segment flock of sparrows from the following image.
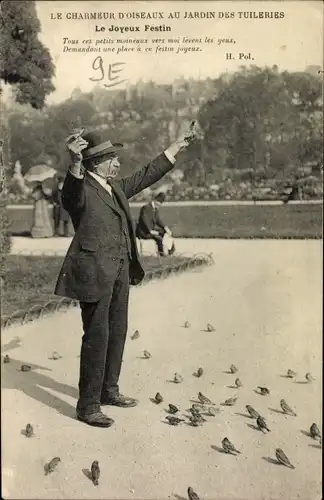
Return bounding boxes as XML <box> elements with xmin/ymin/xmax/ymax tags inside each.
<box><xmin>3</xmin><ymin>319</ymin><xmax>321</xmax><ymax>500</ymax></box>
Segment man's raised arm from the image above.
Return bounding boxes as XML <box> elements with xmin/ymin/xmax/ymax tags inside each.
<box><xmin>61</xmin><ymin>133</ymin><xmax>88</xmax><ymax>214</ymax></box>
<box><xmin>120</xmin><ymin>121</ymin><xmax>199</xmax><ymax>200</ymax></box>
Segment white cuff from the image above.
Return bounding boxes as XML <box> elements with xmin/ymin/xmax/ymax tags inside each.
<box><xmin>164</xmin><ymin>149</ymin><xmax>176</xmax><ymax>165</ymax></box>
<box><xmin>69</xmin><ymin>166</ymin><xmax>84</xmax><ymax>179</ymax></box>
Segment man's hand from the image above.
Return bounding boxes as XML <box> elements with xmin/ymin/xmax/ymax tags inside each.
<box><xmin>66</xmin><ymin>130</ymin><xmax>88</xmax><ymax>164</ymax></box>
<box><xmin>150</xmin><ymin>230</ymin><xmax>159</xmax><ymax>236</ymax></box>
<box><xmin>164</xmin><ymin>227</ymin><xmax>172</xmax><ymax>236</ymax></box>
<box><xmin>166</xmin><ymin>120</ymin><xmax>201</xmax><ymax>158</ymax></box>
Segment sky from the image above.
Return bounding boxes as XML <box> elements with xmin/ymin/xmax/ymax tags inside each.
<box><xmin>33</xmin><ymin>1</ymin><xmax>323</xmax><ymax>104</ymax></box>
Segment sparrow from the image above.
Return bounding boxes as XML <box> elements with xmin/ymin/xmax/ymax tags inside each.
<box><xmin>305</xmin><ymin>372</ymin><xmax>314</xmax><ymax>383</ymax></box>
<box><xmin>21</xmin><ymin>364</ymin><xmax>31</xmax><ymax>372</ymax></box>
<box><xmin>50</xmin><ymin>351</ymin><xmax>62</xmax><ymax>360</ymax></box>
<box><xmin>256</xmin><ymin>415</ymin><xmax>270</xmax><ymax>432</ymax></box>
<box><xmin>246</xmin><ymin>405</ymin><xmax>260</xmax><ymax>419</ymax></box>
<box><xmin>184</xmin><ymin>321</ymin><xmax>191</xmax><ymax>328</ymax></box>
<box><xmin>166</xmin><ymin>416</ymin><xmax>184</xmax><ymax>426</ymax></box>
<box><xmin>91</xmin><ymin>460</ymin><xmax>100</xmax><ymax>485</ymax></box>
<box><xmin>25</xmin><ymin>423</ymin><xmax>34</xmax><ymax>437</ymax></box>
<box><xmin>45</xmin><ymin>457</ymin><xmax>61</xmax><ymax>475</ymax></box>
<box><xmin>198</xmin><ymin>392</ymin><xmax>212</xmax><ymax>405</ymax></box>
<box><xmin>131</xmin><ymin>330</ymin><xmax>140</xmax><ymax>340</ymax></box>
<box><xmin>154</xmin><ymin>392</ymin><xmax>163</xmax><ymax>404</ymax></box>
<box><xmin>257</xmin><ymin>386</ymin><xmax>270</xmax><ymax>395</ymax></box>
<box><xmin>188</xmin><ymin>415</ymin><xmax>203</xmax><ymax>427</ymax></box>
<box><xmin>189</xmin><ymin>407</ymin><xmax>201</xmax><ymax>418</ymax></box>
<box><xmin>143</xmin><ymin>350</ymin><xmax>151</xmax><ymax>359</ymax></box>
<box><xmin>195</xmin><ymin>367</ymin><xmax>204</xmax><ymax>377</ymax></box>
<box><xmin>286</xmin><ymin>369</ymin><xmax>296</xmax><ymax>378</ymax></box>
<box><xmin>222</xmin><ymin>437</ymin><xmax>241</xmax><ymax>455</ymax></box>
<box><xmin>235</xmin><ymin>378</ymin><xmax>243</xmax><ymax>388</ymax></box>
<box><xmin>223</xmin><ymin>397</ymin><xmax>238</xmax><ymax>406</ymax></box>
<box><xmin>310</xmin><ymin>423</ymin><xmax>321</xmax><ymax>441</ymax></box>
<box><xmin>280</xmin><ymin>399</ymin><xmax>297</xmax><ymax>416</ymax></box>
<box><xmin>275</xmin><ymin>448</ymin><xmax>295</xmax><ymax>469</ymax></box>
<box><xmin>3</xmin><ymin>354</ymin><xmax>10</xmax><ymax>363</ymax></box>
<box><xmin>174</xmin><ymin>373</ymin><xmax>183</xmax><ymax>383</ymax></box>
<box><xmin>187</xmin><ymin>487</ymin><xmax>200</xmax><ymax>500</ymax></box>
<box><xmin>168</xmin><ymin>404</ymin><xmax>179</xmax><ymax>414</ymax></box>
<box><xmin>206</xmin><ymin>323</ymin><xmax>215</xmax><ymax>332</ymax></box>
<box><xmin>230</xmin><ymin>364</ymin><xmax>238</xmax><ymax>374</ymax></box>
<box><xmin>192</xmin><ymin>403</ymin><xmax>204</xmax><ymax>412</ymax></box>
<box><xmin>207</xmin><ymin>406</ymin><xmax>220</xmax><ymax>416</ymax></box>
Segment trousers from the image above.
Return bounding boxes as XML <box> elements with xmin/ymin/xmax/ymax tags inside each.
<box><xmin>76</xmin><ymin>256</ymin><xmax>130</xmax><ymax>414</ymax></box>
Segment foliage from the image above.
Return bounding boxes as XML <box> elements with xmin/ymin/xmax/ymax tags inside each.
<box><xmin>0</xmin><ymin>201</ymin><xmax>12</xmax><ymax>286</ymax></box>
<box><xmin>0</xmin><ymin>0</ymin><xmax>55</xmax><ymax>109</ymax></box>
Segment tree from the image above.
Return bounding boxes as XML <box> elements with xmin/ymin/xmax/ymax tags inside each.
<box><xmin>198</xmin><ymin>66</ymin><xmax>323</xmax><ymax>179</ymax></box>
<box><xmin>0</xmin><ymin>0</ymin><xmax>55</xmax><ymax>109</ymax></box>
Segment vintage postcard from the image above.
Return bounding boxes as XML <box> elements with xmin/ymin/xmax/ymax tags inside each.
<box><xmin>0</xmin><ymin>1</ymin><xmax>322</xmax><ymax>499</ymax></box>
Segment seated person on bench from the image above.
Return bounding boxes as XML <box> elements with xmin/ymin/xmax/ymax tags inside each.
<box><xmin>136</xmin><ymin>192</ymin><xmax>175</xmax><ymax>256</ymax></box>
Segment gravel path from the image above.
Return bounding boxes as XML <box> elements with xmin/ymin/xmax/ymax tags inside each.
<box><xmin>2</xmin><ymin>240</ymin><xmax>322</xmax><ymax>500</ymax></box>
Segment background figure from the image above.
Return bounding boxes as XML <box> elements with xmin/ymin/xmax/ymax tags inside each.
<box><xmin>136</xmin><ymin>192</ymin><xmax>175</xmax><ymax>256</ymax></box>
<box><xmin>30</xmin><ymin>183</ymin><xmax>54</xmax><ymax>238</ymax></box>
<box><xmin>53</xmin><ymin>175</ymin><xmax>73</xmax><ymax>237</ymax></box>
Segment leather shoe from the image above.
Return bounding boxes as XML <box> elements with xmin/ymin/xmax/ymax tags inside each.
<box><xmin>76</xmin><ymin>410</ymin><xmax>114</xmax><ymax>427</ymax></box>
<box><xmin>101</xmin><ymin>394</ymin><xmax>138</xmax><ymax>408</ymax></box>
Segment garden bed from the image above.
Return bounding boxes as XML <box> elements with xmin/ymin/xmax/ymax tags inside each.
<box><xmin>1</xmin><ymin>253</ymin><xmax>212</xmax><ymax>327</ymax></box>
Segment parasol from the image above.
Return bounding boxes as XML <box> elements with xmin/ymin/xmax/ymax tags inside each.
<box><xmin>24</xmin><ymin>164</ymin><xmax>57</xmax><ymax>183</ymax></box>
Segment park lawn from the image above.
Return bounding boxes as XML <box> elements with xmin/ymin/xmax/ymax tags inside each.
<box><xmin>2</xmin><ymin>254</ymin><xmax>190</xmax><ymax>318</ymax></box>
<box><xmin>8</xmin><ymin>203</ymin><xmax>323</xmax><ymax>239</ymax></box>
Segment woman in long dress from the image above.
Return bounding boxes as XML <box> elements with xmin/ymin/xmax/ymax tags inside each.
<box><xmin>30</xmin><ymin>183</ymin><xmax>54</xmax><ymax>238</ymax></box>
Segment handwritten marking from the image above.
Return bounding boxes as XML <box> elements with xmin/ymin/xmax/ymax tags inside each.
<box><xmin>89</xmin><ymin>57</ymin><xmax>127</xmax><ymax>87</ymax></box>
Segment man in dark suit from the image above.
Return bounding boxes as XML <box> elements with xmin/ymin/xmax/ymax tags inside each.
<box><xmin>54</xmin><ymin>124</ymin><xmax>197</xmax><ymax>428</ymax></box>
<box><xmin>136</xmin><ymin>192</ymin><xmax>175</xmax><ymax>256</ymax></box>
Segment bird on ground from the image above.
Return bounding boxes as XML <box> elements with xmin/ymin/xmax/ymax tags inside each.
<box><xmin>222</xmin><ymin>437</ymin><xmax>241</xmax><ymax>455</ymax></box>
<box><xmin>305</xmin><ymin>372</ymin><xmax>314</xmax><ymax>383</ymax></box>
<box><xmin>174</xmin><ymin>373</ymin><xmax>183</xmax><ymax>383</ymax></box>
<box><xmin>168</xmin><ymin>404</ymin><xmax>179</xmax><ymax>414</ymax></box>
<box><xmin>184</xmin><ymin>321</ymin><xmax>191</xmax><ymax>328</ymax></box>
<box><xmin>275</xmin><ymin>448</ymin><xmax>295</xmax><ymax>469</ymax></box>
<box><xmin>91</xmin><ymin>460</ymin><xmax>100</xmax><ymax>485</ymax></box>
<box><xmin>143</xmin><ymin>350</ymin><xmax>151</xmax><ymax>359</ymax></box>
<box><xmin>25</xmin><ymin>423</ymin><xmax>34</xmax><ymax>437</ymax></box>
<box><xmin>246</xmin><ymin>405</ymin><xmax>260</xmax><ymax>419</ymax></box>
<box><xmin>223</xmin><ymin>397</ymin><xmax>238</xmax><ymax>406</ymax></box>
<box><xmin>286</xmin><ymin>369</ymin><xmax>296</xmax><ymax>378</ymax></box>
<box><xmin>189</xmin><ymin>407</ymin><xmax>201</xmax><ymax>418</ymax></box>
<box><xmin>44</xmin><ymin>457</ymin><xmax>61</xmax><ymax>475</ymax></box>
<box><xmin>3</xmin><ymin>354</ymin><xmax>10</xmax><ymax>363</ymax></box>
<box><xmin>280</xmin><ymin>399</ymin><xmax>297</xmax><ymax>416</ymax></box>
<box><xmin>192</xmin><ymin>403</ymin><xmax>204</xmax><ymax>412</ymax></box>
<box><xmin>257</xmin><ymin>415</ymin><xmax>270</xmax><ymax>433</ymax></box>
<box><xmin>21</xmin><ymin>364</ymin><xmax>31</xmax><ymax>372</ymax></box>
<box><xmin>50</xmin><ymin>351</ymin><xmax>62</xmax><ymax>360</ymax></box>
<box><xmin>207</xmin><ymin>406</ymin><xmax>220</xmax><ymax>416</ymax></box>
<box><xmin>235</xmin><ymin>378</ymin><xmax>243</xmax><ymax>388</ymax></box>
<box><xmin>257</xmin><ymin>386</ymin><xmax>270</xmax><ymax>395</ymax></box>
<box><xmin>131</xmin><ymin>330</ymin><xmax>140</xmax><ymax>340</ymax></box>
<box><xmin>198</xmin><ymin>392</ymin><xmax>212</xmax><ymax>405</ymax></box>
<box><xmin>154</xmin><ymin>392</ymin><xmax>163</xmax><ymax>404</ymax></box>
<box><xmin>195</xmin><ymin>367</ymin><xmax>204</xmax><ymax>377</ymax></box>
<box><xmin>310</xmin><ymin>423</ymin><xmax>321</xmax><ymax>441</ymax></box>
<box><xmin>166</xmin><ymin>416</ymin><xmax>184</xmax><ymax>426</ymax></box>
<box><xmin>189</xmin><ymin>415</ymin><xmax>204</xmax><ymax>427</ymax></box>
<box><xmin>206</xmin><ymin>323</ymin><xmax>215</xmax><ymax>332</ymax></box>
<box><xmin>187</xmin><ymin>487</ymin><xmax>200</xmax><ymax>500</ymax></box>
<box><xmin>230</xmin><ymin>364</ymin><xmax>238</xmax><ymax>373</ymax></box>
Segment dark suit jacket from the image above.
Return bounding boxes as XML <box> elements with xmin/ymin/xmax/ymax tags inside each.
<box><xmin>136</xmin><ymin>202</ymin><xmax>166</xmax><ymax>239</ymax></box>
<box><xmin>54</xmin><ymin>153</ymin><xmax>174</xmax><ymax>302</ymax></box>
